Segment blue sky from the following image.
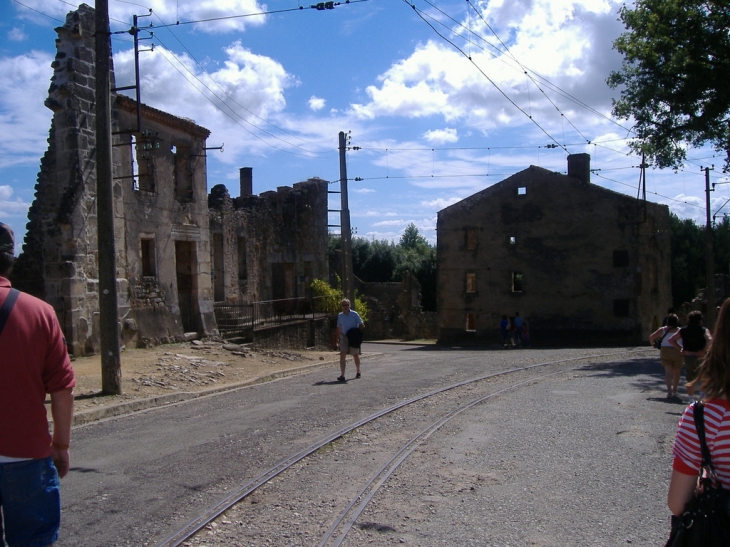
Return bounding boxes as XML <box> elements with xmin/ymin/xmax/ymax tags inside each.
<box><xmin>2</xmin><ymin>0</ymin><xmax>729</xmax><ymax>252</ymax></box>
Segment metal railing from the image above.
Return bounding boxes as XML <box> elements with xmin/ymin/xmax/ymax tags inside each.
<box><xmin>213</xmin><ymin>295</ymin><xmax>333</xmax><ymax>339</ymax></box>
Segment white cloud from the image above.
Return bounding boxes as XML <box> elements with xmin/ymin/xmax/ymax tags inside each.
<box><xmin>353</xmin><ymin>187</ymin><xmax>375</xmax><ymax>194</ymax></box>
<box><xmin>308</xmin><ymin>96</ymin><xmax>326</xmax><ymax>111</ymax></box>
<box><xmin>421</xmin><ymin>197</ymin><xmax>461</xmax><ymax>210</ymax></box>
<box><xmin>0</xmin><ymin>51</ymin><xmax>54</xmax><ymax>168</ymax></box>
<box><xmin>423</xmin><ymin>128</ymin><xmax>458</xmax><ymax>144</ymax></box>
<box><xmin>7</xmin><ymin>28</ymin><xmax>27</xmax><ymax>42</ymax></box>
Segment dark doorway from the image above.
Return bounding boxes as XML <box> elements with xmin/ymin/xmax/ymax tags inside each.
<box><xmin>175</xmin><ymin>241</ymin><xmax>198</xmax><ymax>332</ymax></box>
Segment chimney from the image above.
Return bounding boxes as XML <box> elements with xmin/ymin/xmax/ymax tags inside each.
<box><xmin>567</xmin><ymin>153</ymin><xmax>590</xmax><ymax>184</ymax></box>
<box><xmin>239</xmin><ymin>167</ymin><xmax>253</xmax><ymax>197</ymax></box>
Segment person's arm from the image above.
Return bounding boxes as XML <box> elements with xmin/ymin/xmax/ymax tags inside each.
<box><xmin>50</xmin><ymin>388</ymin><xmax>74</xmax><ymax>478</ymax></box>
<box><xmin>668</xmin><ymin>331</ymin><xmax>682</xmax><ymax>351</ymax></box>
<box><xmin>667</xmin><ymin>469</ymin><xmax>697</xmax><ymax>515</ymax></box>
<box><xmin>649</xmin><ymin>327</ymin><xmax>663</xmax><ymax>345</ymax></box>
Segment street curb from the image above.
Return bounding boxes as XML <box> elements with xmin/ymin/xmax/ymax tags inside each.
<box><xmin>72</xmin><ymin>353</ymin><xmax>379</xmax><ymax>426</ymax></box>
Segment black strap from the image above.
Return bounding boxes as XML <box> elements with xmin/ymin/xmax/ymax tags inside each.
<box><xmin>0</xmin><ymin>288</ymin><xmax>19</xmax><ymax>336</ymax></box>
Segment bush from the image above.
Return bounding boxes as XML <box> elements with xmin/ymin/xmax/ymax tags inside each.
<box><xmin>310</xmin><ymin>277</ymin><xmax>368</xmax><ymax>322</ymax></box>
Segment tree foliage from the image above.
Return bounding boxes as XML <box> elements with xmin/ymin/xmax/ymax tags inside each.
<box><xmin>310</xmin><ymin>276</ymin><xmax>368</xmax><ymax>322</ymax></box>
<box><xmin>607</xmin><ymin>0</ymin><xmax>730</xmax><ymax>170</ymax></box>
<box><xmin>330</xmin><ymin>224</ymin><xmax>437</xmax><ymax>311</ymax></box>
<box><xmin>668</xmin><ymin>213</ymin><xmax>730</xmax><ymax>307</ymax></box>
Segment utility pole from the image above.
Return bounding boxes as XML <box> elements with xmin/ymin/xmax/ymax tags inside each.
<box><xmin>95</xmin><ymin>0</ymin><xmax>122</xmax><ymax>394</ymax></box>
<box><xmin>338</xmin><ymin>131</ymin><xmax>354</xmax><ymax>303</ymax></box>
<box><xmin>703</xmin><ymin>165</ymin><xmax>716</xmax><ymax>330</ymax></box>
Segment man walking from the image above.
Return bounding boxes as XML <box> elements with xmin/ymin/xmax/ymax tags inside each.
<box><xmin>335</xmin><ymin>298</ymin><xmax>364</xmax><ymax>382</ymax></box>
<box><xmin>0</xmin><ymin>223</ymin><xmax>75</xmax><ymax>546</ymax></box>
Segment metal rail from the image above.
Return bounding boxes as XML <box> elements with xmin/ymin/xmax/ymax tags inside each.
<box><xmin>154</xmin><ymin>349</ymin><xmax>635</xmax><ymax>547</ymax></box>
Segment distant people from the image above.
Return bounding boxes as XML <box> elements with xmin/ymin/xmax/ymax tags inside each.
<box><xmin>499</xmin><ymin>315</ymin><xmax>510</xmax><ymax>348</ymax></box>
<box><xmin>520</xmin><ymin>321</ymin><xmax>530</xmax><ymax>348</ymax></box>
<box><xmin>513</xmin><ymin>312</ymin><xmax>523</xmax><ymax>347</ymax></box>
<box><xmin>649</xmin><ymin>314</ymin><xmax>682</xmax><ymax>398</ymax></box>
<box><xmin>668</xmin><ymin>310</ymin><xmax>712</xmax><ymax>403</ymax></box>
<box><xmin>335</xmin><ymin>298</ymin><xmax>364</xmax><ymax>382</ymax></box>
<box><xmin>0</xmin><ymin>222</ymin><xmax>75</xmax><ymax>546</ymax></box>
<box><xmin>666</xmin><ymin>299</ymin><xmax>730</xmax><ymax>527</ymax></box>
<box><xmin>661</xmin><ymin>307</ymin><xmax>676</xmax><ymax>327</ymax></box>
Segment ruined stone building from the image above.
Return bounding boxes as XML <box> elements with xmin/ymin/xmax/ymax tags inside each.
<box><xmin>13</xmin><ymin>4</ymin><xmax>330</xmax><ymax>355</ymax></box>
<box><xmin>208</xmin><ymin>172</ymin><xmax>329</xmax><ymax>306</ymax></box>
<box><xmin>436</xmin><ymin>154</ymin><xmax>672</xmax><ymax>346</ymax></box>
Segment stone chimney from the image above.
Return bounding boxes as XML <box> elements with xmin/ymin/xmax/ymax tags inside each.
<box><xmin>239</xmin><ymin>167</ymin><xmax>252</xmax><ymax>197</ymax></box>
<box><xmin>567</xmin><ymin>153</ymin><xmax>590</xmax><ymax>184</ymax></box>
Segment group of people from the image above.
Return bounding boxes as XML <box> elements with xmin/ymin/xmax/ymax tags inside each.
<box><xmin>650</xmin><ymin>308</ymin><xmax>713</xmax><ymax>401</ymax></box>
<box><xmin>499</xmin><ymin>312</ymin><xmax>529</xmax><ymax>348</ymax></box>
<box><xmin>656</xmin><ymin>300</ymin><xmax>730</xmax><ymax>535</ymax></box>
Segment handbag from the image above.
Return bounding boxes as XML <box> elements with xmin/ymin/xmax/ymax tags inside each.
<box><xmin>653</xmin><ymin>328</ymin><xmax>670</xmax><ymax>349</ymax></box>
<box><xmin>665</xmin><ymin>402</ymin><xmax>730</xmax><ymax>546</ymax></box>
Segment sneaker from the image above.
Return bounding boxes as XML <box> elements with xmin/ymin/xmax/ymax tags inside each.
<box><xmin>337</xmin><ymin>376</ymin><xmax>346</xmax><ymax>383</ymax></box>
<box><xmin>355</xmin><ymin>372</ymin><xmax>361</xmax><ymax>379</ymax></box>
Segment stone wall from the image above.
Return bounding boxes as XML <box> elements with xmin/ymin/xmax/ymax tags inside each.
<box><xmin>437</xmin><ymin>154</ymin><xmax>672</xmax><ymax>346</ymax></box>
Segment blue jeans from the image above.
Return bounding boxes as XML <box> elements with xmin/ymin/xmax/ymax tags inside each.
<box><xmin>0</xmin><ymin>457</ymin><xmax>60</xmax><ymax>547</ymax></box>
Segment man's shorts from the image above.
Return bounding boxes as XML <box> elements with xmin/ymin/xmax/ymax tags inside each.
<box><xmin>684</xmin><ymin>355</ymin><xmax>701</xmax><ymax>383</ymax></box>
<box><xmin>0</xmin><ymin>457</ymin><xmax>60</xmax><ymax>547</ymax></box>
<box><xmin>339</xmin><ymin>333</ymin><xmax>359</xmax><ymax>355</ymax></box>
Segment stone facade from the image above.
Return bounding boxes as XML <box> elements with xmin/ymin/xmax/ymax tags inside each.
<box><xmin>13</xmin><ymin>4</ymin><xmax>330</xmax><ymax>354</ymax></box>
<box><xmin>436</xmin><ymin>154</ymin><xmax>672</xmax><ymax>346</ymax></box>
<box><xmin>207</xmin><ymin>174</ymin><xmax>330</xmax><ymax>305</ymax></box>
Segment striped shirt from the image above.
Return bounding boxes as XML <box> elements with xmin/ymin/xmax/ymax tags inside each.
<box><xmin>672</xmin><ymin>399</ymin><xmax>730</xmax><ymax>488</ymax></box>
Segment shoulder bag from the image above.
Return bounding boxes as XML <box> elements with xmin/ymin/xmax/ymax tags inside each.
<box><xmin>0</xmin><ymin>288</ymin><xmax>19</xmax><ymax>336</ymax></box>
<box><xmin>665</xmin><ymin>402</ymin><xmax>730</xmax><ymax>546</ymax></box>
<box><xmin>653</xmin><ymin>328</ymin><xmax>670</xmax><ymax>349</ymax></box>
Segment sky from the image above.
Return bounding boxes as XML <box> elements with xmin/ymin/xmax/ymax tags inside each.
<box><xmin>2</xmin><ymin>0</ymin><xmax>729</xmax><ymax>253</ymax></box>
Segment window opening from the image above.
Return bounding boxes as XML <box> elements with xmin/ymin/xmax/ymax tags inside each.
<box><xmin>511</xmin><ymin>271</ymin><xmax>524</xmax><ymax>293</ymax></box>
<box><xmin>140</xmin><ymin>238</ymin><xmax>156</xmax><ymax>277</ymax></box>
<box><xmin>174</xmin><ymin>144</ymin><xmax>194</xmax><ymax>202</ymax></box>
<box><xmin>613</xmin><ymin>299</ymin><xmax>630</xmax><ymax>317</ymax></box>
<box><xmin>509</xmin><ymin>236</ymin><xmax>516</xmax><ymax>245</ymax></box>
<box><xmin>465</xmin><ymin>313</ymin><xmax>476</xmax><ymax>332</ymax></box>
<box><xmin>466</xmin><ymin>228</ymin><xmax>477</xmax><ymax>250</ymax></box>
<box><xmin>466</xmin><ymin>272</ymin><xmax>477</xmax><ymax>293</ymax></box>
<box><xmin>237</xmin><ymin>237</ymin><xmax>247</xmax><ymax>281</ymax></box>
<box><xmin>613</xmin><ymin>250</ymin><xmax>629</xmax><ymax>267</ymax></box>
<box><xmin>517</xmin><ymin>187</ymin><xmax>527</xmax><ymax>195</ymax></box>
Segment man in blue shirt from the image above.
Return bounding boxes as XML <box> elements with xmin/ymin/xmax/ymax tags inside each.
<box><xmin>335</xmin><ymin>298</ymin><xmax>364</xmax><ymax>382</ymax></box>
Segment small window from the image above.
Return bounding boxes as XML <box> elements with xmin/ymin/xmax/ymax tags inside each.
<box><xmin>141</xmin><ymin>238</ymin><xmax>156</xmax><ymax>277</ymax></box>
<box><xmin>614</xmin><ymin>299</ymin><xmax>630</xmax><ymax>317</ymax></box>
<box><xmin>237</xmin><ymin>237</ymin><xmax>247</xmax><ymax>281</ymax></box>
<box><xmin>466</xmin><ymin>272</ymin><xmax>477</xmax><ymax>293</ymax></box>
<box><xmin>134</xmin><ymin>132</ymin><xmax>158</xmax><ymax>193</ymax></box>
<box><xmin>511</xmin><ymin>271</ymin><xmax>523</xmax><ymax>293</ymax></box>
<box><xmin>517</xmin><ymin>187</ymin><xmax>527</xmax><ymax>195</ymax></box>
<box><xmin>174</xmin><ymin>144</ymin><xmax>194</xmax><ymax>202</ymax></box>
<box><xmin>466</xmin><ymin>229</ymin><xmax>477</xmax><ymax>250</ymax></box>
<box><xmin>613</xmin><ymin>250</ymin><xmax>629</xmax><ymax>267</ymax></box>
<box><xmin>465</xmin><ymin>313</ymin><xmax>476</xmax><ymax>332</ymax></box>
<box><xmin>509</xmin><ymin>236</ymin><xmax>516</xmax><ymax>245</ymax></box>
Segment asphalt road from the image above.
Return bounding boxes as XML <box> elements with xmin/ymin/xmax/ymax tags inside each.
<box><xmin>55</xmin><ymin>345</ymin><xmax>680</xmax><ymax>546</ymax></box>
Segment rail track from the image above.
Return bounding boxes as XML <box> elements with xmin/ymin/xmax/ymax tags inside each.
<box><xmin>155</xmin><ymin>349</ymin><xmax>646</xmax><ymax>547</ymax></box>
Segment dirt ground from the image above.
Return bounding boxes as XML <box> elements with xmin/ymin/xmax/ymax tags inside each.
<box><xmin>66</xmin><ymin>340</ymin><xmax>339</xmax><ymax>417</ymax></box>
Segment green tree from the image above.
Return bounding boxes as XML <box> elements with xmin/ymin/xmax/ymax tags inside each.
<box><xmin>669</xmin><ymin>213</ymin><xmax>705</xmax><ymax>306</ymax></box>
<box><xmin>607</xmin><ymin>0</ymin><xmax>730</xmax><ymax>170</ymax></box>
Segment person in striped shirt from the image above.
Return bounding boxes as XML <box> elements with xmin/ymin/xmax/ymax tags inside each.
<box><xmin>667</xmin><ymin>298</ymin><xmax>730</xmax><ymax>515</ymax></box>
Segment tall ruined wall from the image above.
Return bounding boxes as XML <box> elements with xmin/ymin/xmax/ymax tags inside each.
<box><xmin>208</xmin><ymin>178</ymin><xmax>329</xmax><ymax>304</ymax></box>
<box><xmin>437</xmin><ymin>159</ymin><xmax>671</xmax><ymax>345</ymax></box>
<box><xmin>13</xmin><ymin>4</ymin><xmax>128</xmax><ymax>356</ymax></box>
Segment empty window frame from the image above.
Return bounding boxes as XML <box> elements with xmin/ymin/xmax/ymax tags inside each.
<box><xmin>466</xmin><ymin>272</ymin><xmax>477</xmax><ymax>293</ymax></box>
<box><xmin>517</xmin><ymin>187</ymin><xmax>527</xmax><ymax>195</ymax></box>
<box><xmin>613</xmin><ymin>299</ymin><xmax>630</xmax><ymax>317</ymax></box>
<box><xmin>613</xmin><ymin>250</ymin><xmax>629</xmax><ymax>267</ymax></box>
<box><xmin>466</xmin><ymin>228</ymin><xmax>477</xmax><ymax>250</ymax></box>
<box><xmin>509</xmin><ymin>236</ymin><xmax>516</xmax><ymax>245</ymax></box>
<box><xmin>465</xmin><ymin>313</ymin><xmax>476</xmax><ymax>332</ymax></box>
<box><xmin>133</xmin><ymin>133</ymin><xmax>156</xmax><ymax>193</ymax></box>
<box><xmin>237</xmin><ymin>237</ymin><xmax>247</xmax><ymax>281</ymax></box>
<box><xmin>511</xmin><ymin>271</ymin><xmax>524</xmax><ymax>293</ymax></box>
<box><xmin>140</xmin><ymin>238</ymin><xmax>156</xmax><ymax>277</ymax></box>
<box><xmin>173</xmin><ymin>145</ymin><xmax>194</xmax><ymax>202</ymax></box>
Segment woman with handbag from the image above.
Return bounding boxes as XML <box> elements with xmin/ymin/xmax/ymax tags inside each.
<box><xmin>649</xmin><ymin>314</ymin><xmax>682</xmax><ymax>399</ymax></box>
<box><xmin>666</xmin><ymin>299</ymin><xmax>730</xmax><ymax>545</ymax></box>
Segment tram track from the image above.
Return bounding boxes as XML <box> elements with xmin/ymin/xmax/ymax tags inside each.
<box><xmin>155</xmin><ymin>348</ymin><xmax>646</xmax><ymax>547</ymax></box>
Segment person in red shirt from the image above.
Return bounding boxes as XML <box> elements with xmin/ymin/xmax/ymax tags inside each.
<box><xmin>0</xmin><ymin>222</ymin><xmax>75</xmax><ymax>546</ymax></box>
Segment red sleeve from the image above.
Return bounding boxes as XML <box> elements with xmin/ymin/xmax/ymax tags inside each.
<box><xmin>672</xmin><ymin>405</ymin><xmax>702</xmax><ymax>475</ymax></box>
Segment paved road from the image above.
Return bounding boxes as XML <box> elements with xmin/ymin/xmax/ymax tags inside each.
<box><xmin>56</xmin><ymin>346</ymin><xmax>679</xmax><ymax>546</ymax></box>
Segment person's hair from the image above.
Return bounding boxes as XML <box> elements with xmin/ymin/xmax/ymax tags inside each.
<box><xmin>667</xmin><ymin>307</ymin><xmax>675</xmax><ymax>315</ymax></box>
<box><xmin>666</xmin><ymin>314</ymin><xmax>678</xmax><ymax>328</ymax></box>
<box><xmin>340</xmin><ymin>298</ymin><xmax>350</xmax><ymax>306</ymax></box>
<box><xmin>687</xmin><ymin>310</ymin><xmax>703</xmax><ymax>327</ymax></box>
<box><xmin>696</xmin><ymin>300</ymin><xmax>730</xmax><ymax>398</ymax></box>
<box><xmin>0</xmin><ymin>251</ymin><xmax>13</xmax><ymax>278</ymax></box>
